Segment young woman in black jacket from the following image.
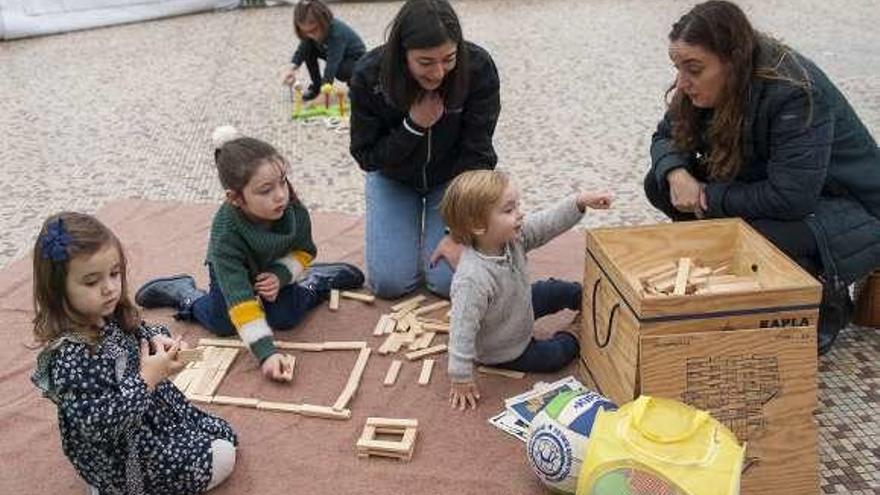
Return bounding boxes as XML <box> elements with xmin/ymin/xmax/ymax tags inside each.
<box><xmin>349</xmin><ymin>0</ymin><xmax>501</xmax><ymax>299</ymax></box>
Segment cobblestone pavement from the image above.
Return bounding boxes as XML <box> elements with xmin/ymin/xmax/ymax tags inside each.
<box><xmin>1</xmin><ymin>1</ymin><xmax>878</xmax><ymax>492</ymax></box>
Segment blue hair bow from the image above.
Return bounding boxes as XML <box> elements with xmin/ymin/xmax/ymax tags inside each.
<box><xmin>40</xmin><ymin>219</ymin><xmax>72</xmax><ymax>262</ymax></box>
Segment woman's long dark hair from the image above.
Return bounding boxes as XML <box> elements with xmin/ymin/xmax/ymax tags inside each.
<box><xmin>666</xmin><ymin>1</ymin><xmax>811</xmax><ymax>181</ymax></box>
<box><xmin>380</xmin><ymin>0</ymin><xmax>470</xmax><ymax>110</ymax></box>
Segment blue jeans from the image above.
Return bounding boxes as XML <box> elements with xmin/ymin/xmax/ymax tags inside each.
<box><xmin>365</xmin><ymin>171</ymin><xmax>452</xmax><ymax>299</ymax></box>
<box><xmin>191</xmin><ymin>265</ymin><xmax>321</xmax><ymax>336</ymax></box>
<box><xmin>495</xmin><ymin>279</ymin><xmax>582</xmax><ymax>373</ymax></box>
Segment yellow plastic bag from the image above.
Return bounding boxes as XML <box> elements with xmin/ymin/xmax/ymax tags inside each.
<box><xmin>576</xmin><ymin>396</ymin><xmax>744</xmax><ymax>495</ymax></box>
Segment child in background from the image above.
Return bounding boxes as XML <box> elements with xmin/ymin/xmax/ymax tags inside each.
<box><xmin>31</xmin><ymin>212</ymin><xmax>237</xmax><ymax>494</ymax></box>
<box><xmin>439</xmin><ymin>170</ymin><xmax>613</xmax><ymax>410</ymax></box>
<box><xmin>281</xmin><ymin>0</ymin><xmax>366</xmax><ymax>100</ymax></box>
<box><xmin>136</xmin><ymin>126</ymin><xmax>364</xmax><ymax>382</ymax></box>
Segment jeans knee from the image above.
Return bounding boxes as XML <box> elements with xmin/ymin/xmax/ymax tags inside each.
<box><xmin>369</xmin><ymin>275</ymin><xmax>419</xmax><ymax>300</ymax></box>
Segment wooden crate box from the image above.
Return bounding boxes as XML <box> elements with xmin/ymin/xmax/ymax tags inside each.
<box><xmin>578</xmin><ymin>219</ymin><xmax>822</xmax><ymax>495</ymax></box>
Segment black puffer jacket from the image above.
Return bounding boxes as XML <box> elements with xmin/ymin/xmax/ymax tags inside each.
<box><xmin>650</xmin><ymin>42</ymin><xmax>880</xmax><ymax>285</ymax></box>
<box><xmin>349</xmin><ymin>42</ymin><xmax>501</xmax><ymax>191</ymax></box>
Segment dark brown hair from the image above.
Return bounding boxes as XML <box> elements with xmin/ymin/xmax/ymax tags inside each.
<box><xmin>293</xmin><ymin>0</ymin><xmax>333</xmax><ymax>41</ymax></box>
<box><xmin>666</xmin><ymin>0</ymin><xmax>757</xmax><ymax>181</ymax></box>
<box><xmin>32</xmin><ymin>212</ymin><xmax>139</xmax><ymax>346</ymax></box>
<box><xmin>666</xmin><ymin>1</ymin><xmax>811</xmax><ymax>181</ymax></box>
<box><xmin>380</xmin><ymin>0</ymin><xmax>470</xmax><ymax>110</ymax></box>
<box><xmin>215</xmin><ymin>136</ymin><xmax>299</xmax><ymax>203</ymax></box>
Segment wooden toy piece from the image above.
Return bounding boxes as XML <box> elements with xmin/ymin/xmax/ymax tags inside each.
<box><xmin>188</xmin><ymin>394</ymin><xmax>214</xmax><ymax>404</ymax></box>
<box><xmin>378</xmin><ymin>332</ymin><xmax>402</xmax><ymax>355</ymax></box>
<box><xmin>391</xmin><ymin>295</ymin><xmax>426</xmax><ymax>312</ymax></box>
<box><xmin>293</xmin><ymin>85</ymin><xmax>303</xmax><ymax>115</ymax></box>
<box><xmin>212</xmin><ymin>396</ymin><xmax>260</xmax><ymax>408</ymax></box>
<box><xmin>321</xmin><ymin>83</ymin><xmax>333</xmax><ymax>109</ymax></box>
<box><xmin>217</xmin><ymin>347</ymin><xmax>240</xmax><ymax>370</ymax></box>
<box><xmin>383</xmin><ymin>360</ymin><xmax>402</xmax><ymax>386</ymax></box>
<box><xmin>321</xmin><ymin>341</ymin><xmax>368</xmax><ymax>350</ymax></box>
<box><xmin>257</xmin><ymin>401</ymin><xmax>352</xmax><ymax>420</ymax></box>
<box><xmin>176</xmin><ymin>348</ymin><xmax>204</xmax><ymax>363</ymax></box>
<box><xmin>198</xmin><ymin>338</ymin><xmax>244</xmax><ymax>348</ymax></box>
<box><xmin>418</xmin><ymin>359</ymin><xmax>434</xmax><ymax>385</ymax></box>
<box><xmin>280</xmin><ymin>354</ymin><xmax>296</xmax><ymax>382</ymax></box>
<box><xmin>340</xmin><ymin>290</ymin><xmax>376</xmax><ymax>304</ymax></box>
<box><xmin>373</xmin><ymin>315</ymin><xmax>389</xmax><ymax>336</ymax></box>
<box><xmin>333</xmin><ymin>347</ymin><xmax>372</xmax><ymax>411</ymax></box>
<box><xmin>413</xmin><ymin>300</ymin><xmax>451</xmax><ymax>316</ymax></box>
<box><xmin>329</xmin><ymin>289</ymin><xmax>340</xmax><ymax>311</ymax></box>
<box><xmin>477</xmin><ymin>366</ymin><xmax>526</xmax><ymax>379</ymax></box>
<box><xmin>275</xmin><ymin>342</ymin><xmax>324</xmax><ymax>351</ymax></box>
<box><xmin>405</xmin><ymin>344</ymin><xmax>447</xmax><ymax>361</ymax></box>
<box><xmin>172</xmin><ymin>368</ymin><xmax>200</xmax><ymax>392</ymax></box>
<box><xmin>382</xmin><ymin>316</ymin><xmax>397</xmax><ymax>334</ymax></box>
<box><xmin>336</xmin><ymin>88</ymin><xmax>347</xmax><ymax>117</ymax></box>
<box><xmin>408</xmin><ymin>331</ymin><xmax>435</xmax><ymax>350</ymax></box>
<box><xmin>673</xmin><ymin>257</ymin><xmax>691</xmax><ymax>296</ymax></box>
<box><xmin>420</xmin><ymin>322</ymin><xmax>449</xmax><ymax>333</ymax></box>
<box><xmin>357</xmin><ymin>418</ymin><xmax>418</xmax><ymax>461</ymax></box>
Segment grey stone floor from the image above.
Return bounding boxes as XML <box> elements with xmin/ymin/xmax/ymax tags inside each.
<box><xmin>1</xmin><ymin>1</ymin><xmax>879</xmax><ymax>492</ymax></box>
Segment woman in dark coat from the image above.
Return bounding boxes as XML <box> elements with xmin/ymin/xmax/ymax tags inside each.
<box><xmin>644</xmin><ymin>0</ymin><xmax>880</xmax><ymax>354</ymax></box>
<box><xmin>348</xmin><ymin>0</ymin><xmax>501</xmax><ymax>299</ymax></box>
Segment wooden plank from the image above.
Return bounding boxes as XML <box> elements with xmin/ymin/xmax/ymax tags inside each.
<box><xmin>201</xmin><ymin>365</ymin><xmax>232</xmax><ymax>396</ymax></box>
<box><xmin>176</xmin><ymin>348</ymin><xmax>204</xmax><ymax>363</ymax></box>
<box><xmin>405</xmin><ymin>344</ymin><xmax>447</xmax><ymax>361</ymax></box>
<box><xmin>366</xmin><ymin>417</ymin><xmax>419</xmax><ymax>428</ymax></box>
<box><xmin>356</xmin><ymin>438</ymin><xmax>412</xmax><ymax>453</ymax></box>
<box><xmin>212</xmin><ymin>396</ymin><xmax>260</xmax><ymax>407</ymax></box>
<box><xmin>477</xmin><ymin>366</ymin><xmax>525</xmax><ymax>379</ymax></box>
<box><xmin>373</xmin><ymin>315</ymin><xmax>391</xmax><ymax>336</ymax></box>
<box><xmin>188</xmin><ymin>394</ymin><xmax>214</xmax><ymax>404</ymax></box>
<box><xmin>420</xmin><ymin>322</ymin><xmax>449</xmax><ymax>333</ymax></box>
<box><xmin>413</xmin><ymin>300</ymin><xmax>450</xmax><ymax>316</ymax></box>
<box><xmin>333</xmin><ymin>347</ymin><xmax>372</xmax><ymax>411</ymax></box>
<box><xmin>197</xmin><ymin>338</ymin><xmax>244</xmax><ymax>348</ymax></box>
<box><xmin>383</xmin><ymin>360</ymin><xmax>402</xmax><ymax>386</ymax></box>
<box><xmin>382</xmin><ymin>316</ymin><xmax>397</xmax><ymax>334</ymax></box>
<box><xmin>190</xmin><ymin>367</ymin><xmax>219</xmax><ymax>396</ymax></box>
<box><xmin>340</xmin><ymin>291</ymin><xmax>376</xmax><ymax>303</ymax></box>
<box><xmin>172</xmin><ymin>368</ymin><xmax>200</xmax><ymax>392</ymax></box>
<box><xmin>329</xmin><ymin>289</ymin><xmax>340</xmax><ymax>311</ymax></box>
<box><xmin>297</xmin><ymin>403</ymin><xmax>352</xmax><ymax>420</ymax></box>
<box><xmin>217</xmin><ymin>347</ymin><xmax>239</xmax><ymax>370</ymax></box>
<box><xmin>409</xmin><ymin>331</ymin><xmax>435</xmax><ymax>350</ymax></box>
<box><xmin>673</xmin><ymin>257</ymin><xmax>691</xmax><ymax>296</ymax></box>
<box><xmin>418</xmin><ymin>359</ymin><xmax>434</xmax><ymax>385</ymax></box>
<box><xmin>276</xmin><ymin>342</ymin><xmax>324</xmax><ymax>351</ymax></box>
<box><xmin>391</xmin><ymin>295</ymin><xmax>426</xmax><ymax>312</ymax></box>
<box><xmin>321</xmin><ymin>341</ymin><xmax>368</xmax><ymax>350</ymax></box>
<box><xmin>378</xmin><ymin>332</ymin><xmax>402</xmax><ymax>355</ymax></box>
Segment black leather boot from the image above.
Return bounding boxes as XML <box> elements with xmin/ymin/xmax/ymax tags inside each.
<box><xmin>135</xmin><ymin>275</ymin><xmax>206</xmax><ymax>321</ymax></box>
<box><xmin>817</xmin><ymin>280</ymin><xmax>853</xmax><ymax>355</ymax></box>
<box><xmin>300</xmin><ymin>263</ymin><xmax>365</xmax><ymax>297</ymax></box>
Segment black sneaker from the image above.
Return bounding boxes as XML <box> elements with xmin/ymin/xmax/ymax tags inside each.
<box><xmin>135</xmin><ymin>275</ymin><xmax>205</xmax><ymax>320</ymax></box>
<box><xmin>300</xmin><ymin>263</ymin><xmax>365</xmax><ymax>297</ymax></box>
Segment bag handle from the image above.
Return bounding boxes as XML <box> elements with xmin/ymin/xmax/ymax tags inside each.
<box><xmin>629</xmin><ymin>396</ymin><xmax>711</xmax><ymax>444</ymax></box>
<box><xmin>590</xmin><ymin>278</ymin><xmax>620</xmax><ymax>349</ymax></box>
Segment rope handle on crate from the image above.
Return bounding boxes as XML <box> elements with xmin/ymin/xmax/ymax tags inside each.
<box><xmin>590</xmin><ymin>278</ymin><xmax>620</xmax><ymax>349</ymax></box>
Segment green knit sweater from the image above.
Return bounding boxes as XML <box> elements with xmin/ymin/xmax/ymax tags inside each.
<box><xmin>206</xmin><ymin>200</ymin><xmax>317</xmax><ymax>361</ymax></box>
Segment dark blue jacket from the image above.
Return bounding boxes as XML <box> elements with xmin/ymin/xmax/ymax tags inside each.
<box><xmin>348</xmin><ymin>42</ymin><xmax>501</xmax><ymax>191</ymax></box>
<box><xmin>650</xmin><ymin>41</ymin><xmax>880</xmax><ymax>284</ymax></box>
<box><xmin>291</xmin><ymin>18</ymin><xmax>365</xmax><ymax>84</ymax></box>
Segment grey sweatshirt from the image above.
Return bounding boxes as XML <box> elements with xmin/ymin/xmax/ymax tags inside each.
<box><xmin>447</xmin><ymin>196</ymin><xmax>585</xmax><ymax>381</ymax></box>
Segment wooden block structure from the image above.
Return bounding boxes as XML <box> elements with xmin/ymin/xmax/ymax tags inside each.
<box><xmin>184</xmin><ymin>339</ymin><xmax>373</xmax><ymax>420</ymax></box>
<box><xmin>580</xmin><ymin>219</ymin><xmax>822</xmax><ymax>494</ymax></box>
<box><xmin>374</xmin><ymin>296</ymin><xmax>450</xmax><ymax>358</ymax></box>
<box><xmin>176</xmin><ymin>348</ymin><xmax>204</xmax><ymax>363</ymax></box>
<box><xmin>356</xmin><ymin>418</ymin><xmax>418</xmax><ymax>461</ymax></box>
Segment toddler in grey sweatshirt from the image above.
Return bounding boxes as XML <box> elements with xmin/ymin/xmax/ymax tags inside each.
<box><xmin>438</xmin><ymin>170</ymin><xmax>612</xmax><ymax>410</ymax></box>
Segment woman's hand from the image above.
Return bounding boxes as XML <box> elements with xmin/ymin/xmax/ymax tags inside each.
<box><xmin>140</xmin><ymin>337</ymin><xmax>185</xmax><ymax>391</ymax></box>
<box><xmin>409</xmin><ymin>91</ymin><xmax>445</xmax><ymax>129</ymax></box>
<box><xmin>282</xmin><ymin>65</ymin><xmax>299</xmax><ymax>86</ymax></box>
<box><xmin>254</xmin><ymin>272</ymin><xmax>281</xmax><ymax>302</ymax></box>
<box><xmin>449</xmin><ymin>380</ymin><xmax>481</xmax><ymax>410</ymax></box>
<box><xmin>260</xmin><ymin>353</ymin><xmax>294</xmax><ymax>382</ymax></box>
<box><xmin>667</xmin><ymin>168</ymin><xmax>706</xmax><ymax>215</ymax></box>
<box><xmin>430</xmin><ymin>235</ymin><xmax>464</xmax><ymax>270</ymax></box>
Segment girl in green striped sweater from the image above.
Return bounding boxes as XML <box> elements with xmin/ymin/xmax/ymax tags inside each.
<box><xmin>136</xmin><ymin>126</ymin><xmax>364</xmax><ymax>381</ymax></box>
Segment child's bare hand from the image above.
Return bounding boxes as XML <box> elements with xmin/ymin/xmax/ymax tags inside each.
<box><xmin>409</xmin><ymin>91</ymin><xmax>445</xmax><ymax>129</ymax></box>
<box><xmin>449</xmin><ymin>380</ymin><xmax>481</xmax><ymax>410</ymax></box>
<box><xmin>282</xmin><ymin>66</ymin><xmax>298</xmax><ymax>86</ymax></box>
<box><xmin>254</xmin><ymin>272</ymin><xmax>281</xmax><ymax>302</ymax></box>
<box><xmin>140</xmin><ymin>338</ymin><xmax>184</xmax><ymax>391</ymax></box>
<box><xmin>150</xmin><ymin>334</ymin><xmax>189</xmax><ymax>353</ymax></box>
<box><xmin>260</xmin><ymin>353</ymin><xmax>293</xmax><ymax>382</ymax></box>
<box><xmin>577</xmin><ymin>191</ymin><xmax>614</xmax><ymax>211</ymax></box>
